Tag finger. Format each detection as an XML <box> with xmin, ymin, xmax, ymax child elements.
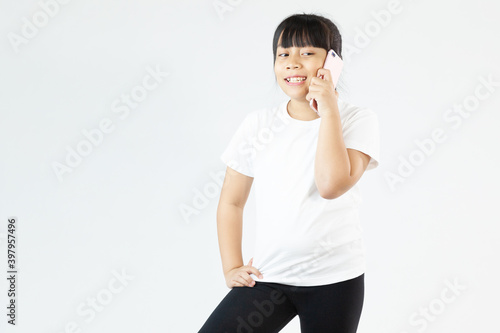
<box><xmin>309</xmin><ymin>76</ymin><xmax>320</xmax><ymax>86</ymax></box>
<box><xmin>245</xmin><ymin>265</ymin><xmax>261</xmax><ymax>278</ymax></box>
<box><xmin>231</xmin><ymin>280</ymin><xmax>245</xmax><ymax>288</ymax></box>
<box><xmin>317</xmin><ymin>68</ymin><xmax>332</xmax><ymax>82</ymax></box>
<box><xmin>307</xmin><ymin>84</ymin><xmax>320</xmax><ymax>92</ymax></box>
<box><xmin>313</xmin><ymin>71</ymin><xmax>334</xmax><ymax>91</ymax></box>
<box><xmin>309</xmin><ymin>77</ymin><xmax>327</xmax><ymax>88</ymax></box>
<box><xmin>305</xmin><ymin>92</ymin><xmax>312</xmax><ymax>102</ymax></box>
<box><xmin>310</xmin><ymin>75</ymin><xmax>336</xmax><ymax>95</ymax></box>
<box><xmin>306</xmin><ymin>91</ymin><xmax>317</xmax><ymax>102</ymax></box>
<box><xmin>310</xmin><ymin>76</ymin><xmax>329</xmax><ymax>87</ymax></box>
<box><xmin>231</xmin><ymin>275</ymin><xmax>247</xmax><ymax>287</ymax></box>
<box><xmin>238</xmin><ymin>274</ymin><xmax>255</xmax><ymax>287</ymax></box>
<box><xmin>252</xmin><ymin>268</ymin><xmax>264</xmax><ymax>279</ymax></box>
<box><xmin>244</xmin><ymin>274</ymin><xmax>256</xmax><ymax>287</ymax></box>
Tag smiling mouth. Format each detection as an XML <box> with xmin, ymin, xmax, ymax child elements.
<box><xmin>285</xmin><ymin>77</ymin><xmax>307</xmax><ymax>82</ymax></box>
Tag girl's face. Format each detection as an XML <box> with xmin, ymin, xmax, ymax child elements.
<box><xmin>274</xmin><ymin>45</ymin><xmax>327</xmax><ymax>101</ymax></box>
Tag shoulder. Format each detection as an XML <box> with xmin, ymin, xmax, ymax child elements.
<box><xmin>242</xmin><ymin>102</ymin><xmax>285</xmax><ymax>130</ymax></box>
<box><xmin>338</xmin><ymin>98</ymin><xmax>378</xmax><ymax>125</ymax></box>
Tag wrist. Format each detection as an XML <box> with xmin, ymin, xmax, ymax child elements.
<box><xmin>320</xmin><ymin>108</ymin><xmax>340</xmax><ymax>119</ymax></box>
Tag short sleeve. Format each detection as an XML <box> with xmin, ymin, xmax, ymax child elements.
<box><xmin>220</xmin><ymin>113</ymin><xmax>256</xmax><ymax>177</ymax></box>
<box><xmin>342</xmin><ymin>108</ymin><xmax>380</xmax><ymax>170</ymax></box>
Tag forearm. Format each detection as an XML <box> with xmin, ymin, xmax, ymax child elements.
<box><xmin>216</xmin><ymin>202</ymin><xmax>244</xmax><ymax>274</ymax></box>
<box><xmin>315</xmin><ymin>108</ymin><xmax>350</xmax><ymax>198</ymax></box>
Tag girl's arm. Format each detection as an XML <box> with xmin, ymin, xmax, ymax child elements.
<box><xmin>217</xmin><ymin>166</ymin><xmax>254</xmax><ymax>275</ymax></box>
<box><xmin>314</xmin><ymin>110</ymin><xmax>371</xmax><ymax>199</ymax></box>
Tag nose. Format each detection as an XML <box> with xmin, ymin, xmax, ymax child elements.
<box><xmin>286</xmin><ymin>54</ymin><xmax>302</xmax><ymax>69</ymax></box>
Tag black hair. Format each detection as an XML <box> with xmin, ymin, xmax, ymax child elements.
<box><xmin>273</xmin><ymin>13</ymin><xmax>342</xmax><ymax>63</ymax></box>
<box><xmin>272</xmin><ymin>12</ymin><xmax>346</xmax><ymax>94</ymax></box>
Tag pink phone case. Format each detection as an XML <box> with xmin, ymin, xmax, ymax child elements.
<box><xmin>310</xmin><ymin>49</ymin><xmax>343</xmax><ymax>114</ymax></box>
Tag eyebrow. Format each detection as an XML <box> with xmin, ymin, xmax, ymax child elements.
<box><xmin>277</xmin><ymin>46</ymin><xmax>316</xmax><ymax>50</ymax></box>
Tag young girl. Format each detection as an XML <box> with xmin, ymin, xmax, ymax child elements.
<box><xmin>199</xmin><ymin>12</ymin><xmax>380</xmax><ymax>333</ymax></box>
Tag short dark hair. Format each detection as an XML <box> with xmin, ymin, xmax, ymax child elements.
<box><xmin>272</xmin><ymin>13</ymin><xmax>343</xmax><ymax>65</ymax></box>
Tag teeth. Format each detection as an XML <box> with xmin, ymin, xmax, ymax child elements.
<box><xmin>286</xmin><ymin>77</ymin><xmax>306</xmax><ymax>82</ymax></box>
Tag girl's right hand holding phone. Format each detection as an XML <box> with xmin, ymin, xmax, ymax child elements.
<box><xmin>224</xmin><ymin>257</ymin><xmax>264</xmax><ymax>289</ymax></box>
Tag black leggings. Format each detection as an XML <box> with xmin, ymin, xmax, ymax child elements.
<box><xmin>198</xmin><ymin>273</ymin><xmax>364</xmax><ymax>333</ymax></box>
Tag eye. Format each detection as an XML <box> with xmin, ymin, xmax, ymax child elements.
<box><xmin>278</xmin><ymin>52</ymin><xmax>314</xmax><ymax>57</ymax></box>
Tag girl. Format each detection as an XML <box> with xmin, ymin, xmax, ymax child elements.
<box><xmin>199</xmin><ymin>12</ymin><xmax>380</xmax><ymax>333</ymax></box>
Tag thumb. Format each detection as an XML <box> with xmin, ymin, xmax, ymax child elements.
<box><xmin>248</xmin><ymin>257</ymin><xmax>253</xmax><ymax>266</ymax></box>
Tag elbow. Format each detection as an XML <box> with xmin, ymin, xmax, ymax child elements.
<box><xmin>319</xmin><ymin>189</ymin><xmax>341</xmax><ymax>200</ymax></box>
<box><xmin>318</xmin><ymin>182</ymin><xmax>344</xmax><ymax>200</ymax></box>
<box><xmin>316</xmin><ymin>174</ymin><xmax>351</xmax><ymax>200</ymax></box>
<box><xmin>318</xmin><ymin>175</ymin><xmax>352</xmax><ymax>200</ymax></box>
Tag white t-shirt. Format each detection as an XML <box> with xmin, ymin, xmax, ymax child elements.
<box><xmin>220</xmin><ymin>98</ymin><xmax>380</xmax><ymax>286</ymax></box>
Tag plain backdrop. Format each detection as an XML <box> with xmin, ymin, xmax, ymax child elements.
<box><xmin>1</xmin><ymin>0</ymin><xmax>499</xmax><ymax>332</ymax></box>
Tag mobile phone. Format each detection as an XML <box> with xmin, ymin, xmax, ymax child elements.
<box><xmin>310</xmin><ymin>49</ymin><xmax>344</xmax><ymax>114</ymax></box>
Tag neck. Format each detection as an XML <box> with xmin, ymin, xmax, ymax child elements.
<box><xmin>287</xmin><ymin>98</ymin><xmax>320</xmax><ymax>121</ymax></box>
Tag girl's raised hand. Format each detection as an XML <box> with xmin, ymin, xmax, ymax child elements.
<box><xmin>224</xmin><ymin>257</ymin><xmax>264</xmax><ymax>289</ymax></box>
<box><xmin>306</xmin><ymin>68</ymin><xmax>339</xmax><ymax>117</ymax></box>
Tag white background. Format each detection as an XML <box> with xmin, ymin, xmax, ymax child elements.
<box><xmin>1</xmin><ymin>0</ymin><xmax>499</xmax><ymax>332</ymax></box>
